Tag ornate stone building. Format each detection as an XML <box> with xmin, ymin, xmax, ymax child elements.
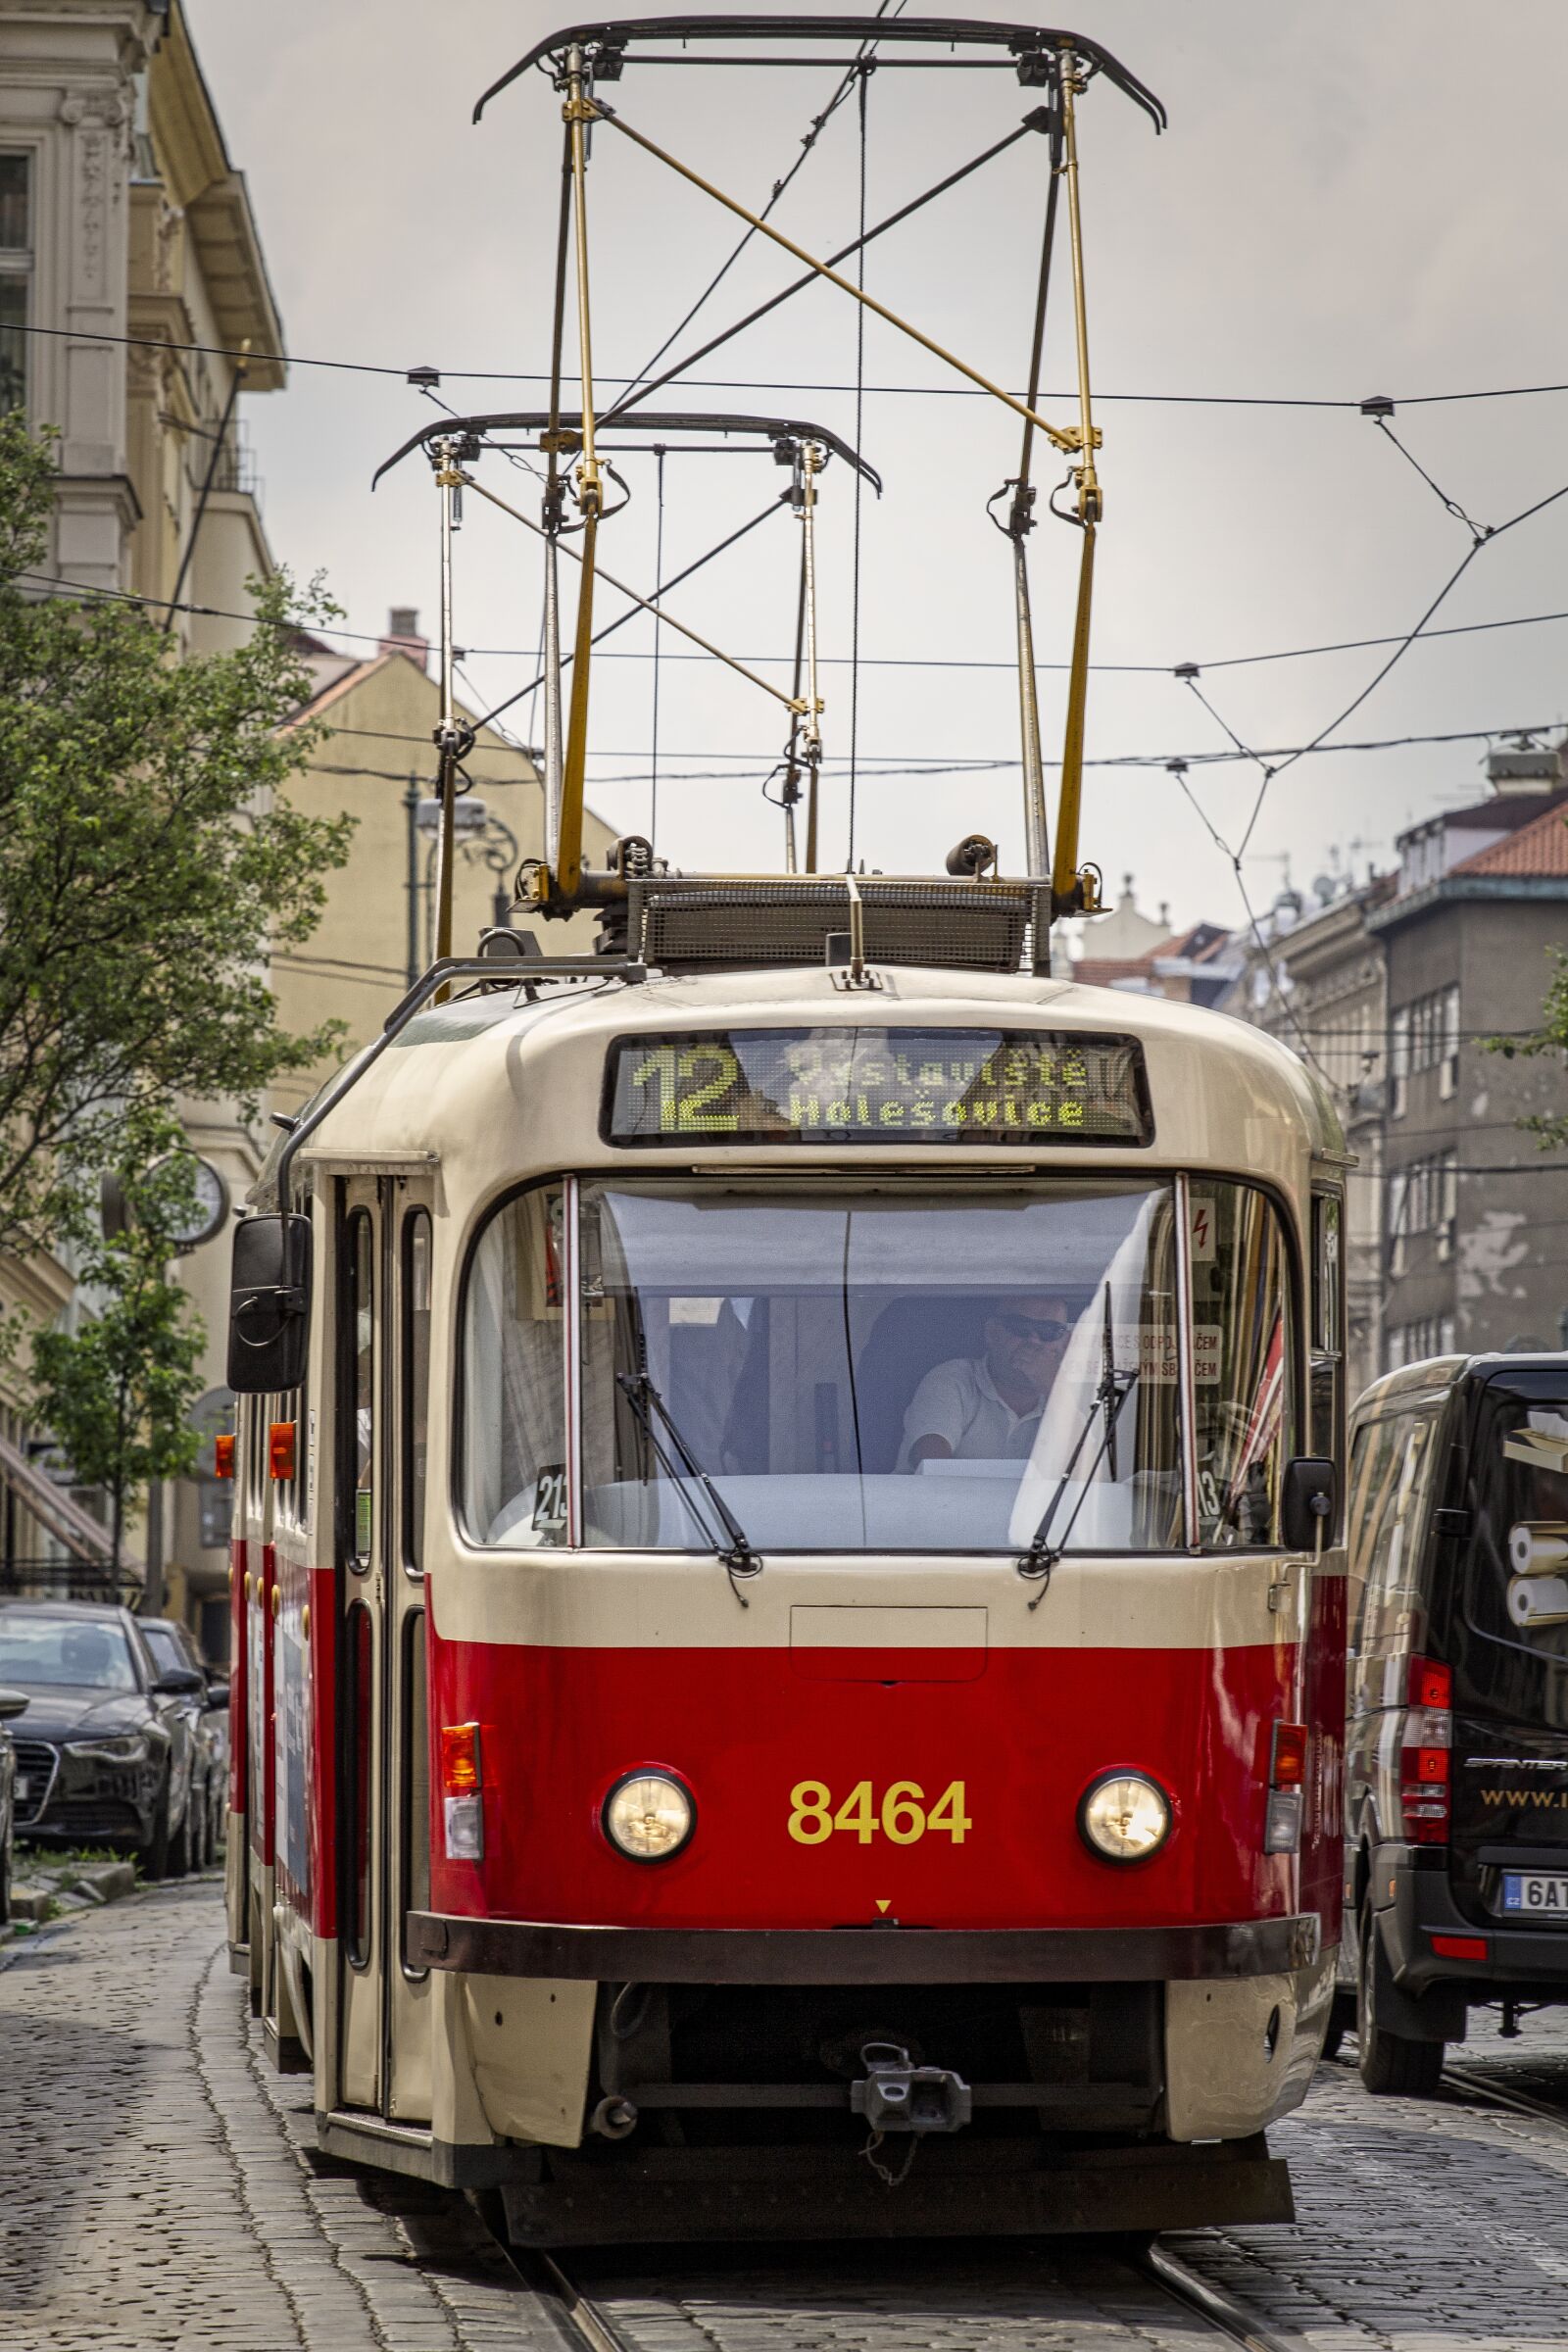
<box><xmin>0</xmin><ymin>0</ymin><xmax>284</xmax><ymax>1643</ymax></box>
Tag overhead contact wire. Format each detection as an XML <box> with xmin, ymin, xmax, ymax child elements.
<box><xmin>847</xmin><ymin>61</ymin><xmax>870</xmax><ymax>871</ymax></box>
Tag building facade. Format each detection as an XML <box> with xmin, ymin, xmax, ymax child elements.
<box><xmin>0</xmin><ymin>0</ymin><xmax>283</xmax><ymax>1649</ymax></box>
<box><xmin>269</xmin><ymin>613</ymin><xmax>616</xmax><ymax>1118</ymax></box>
<box><xmin>1371</xmin><ymin>767</ymin><xmax>1568</xmax><ymax>1367</ymax></box>
<box><xmin>1222</xmin><ymin>738</ymin><xmax>1568</xmax><ymax>1402</ymax></box>
<box><xmin>1221</xmin><ymin>875</ymin><xmax>1393</xmax><ymax>1403</ymax></box>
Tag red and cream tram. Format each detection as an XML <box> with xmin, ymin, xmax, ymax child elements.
<box><xmin>223</xmin><ymin>932</ymin><xmax>1348</xmax><ymax>2241</ymax></box>
<box><xmin>222</xmin><ymin>11</ymin><xmax>1345</xmax><ymax>2244</ymax></box>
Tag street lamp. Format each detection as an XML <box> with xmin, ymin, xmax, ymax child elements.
<box><xmin>405</xmin><ymin>794</ymin><xmax>520</xmax><ymax>974</ymax></box>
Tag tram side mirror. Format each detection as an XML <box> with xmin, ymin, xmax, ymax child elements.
<box><xmin>1281</xmin><ymin>1455</ymin><xmax>1338</xmax><ymax>1552</ymax></box>
<box><xmin>226</xmin><ymin>1213</ymin><xmax>313</xmax><ymax>1395</ymax></box>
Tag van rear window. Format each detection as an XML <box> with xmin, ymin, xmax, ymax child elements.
<box><xmin>1466</xmin><ymin>1391</ymin><xmax>1568</xmax><ymax>1665</ymax></box>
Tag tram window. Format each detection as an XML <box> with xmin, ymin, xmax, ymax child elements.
<box><xmin>402</xmin><ymin>1210</ymin><xmax>432</xmax><ymax>1577</ymax></box>
<box><xmin>343</xmin><ymin>1210</ymin><xmax>375</xmax><ymax>1569</ymax></box>
<box><xmin>503</xmin><ymin>1178</ymin><xmax>1185</xmax><ymax>1556</ymax></box>
<box><xmin>344</xmin><ymin>1600</ymin><xmax>373</xmax><ymax>1969</ymax></box>
<box><xmin>1309</xmin><ymin>1191</ymin><xmax>1344</xmax><ymax>1487</ymax></box>
<box><xmin>1189</xmin><ymin>1184</ymin><xmax>1296</xmax><ymax>1548</ymax></box>
<box><xmin>400</xmin><ymin>1608</ymin><xmax>429</xmax><ymax>1974</ymax></box>
<box><xmin>460</xmin><ymin>1185</ymin><xmax>567</xmax><ymax>1548</ymax></box>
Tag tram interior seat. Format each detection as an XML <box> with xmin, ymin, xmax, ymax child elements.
<box><xmin>852</xmin><ymin>1295</ymin><xmax>995</xmax><ymax>1474</ymax></box>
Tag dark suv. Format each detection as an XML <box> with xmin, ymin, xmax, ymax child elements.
<box><xmin>1344</xmin><ymin>1353</ymin><xmax>1568</xmax><ymax>2092</ymax></box>
<box><xmin>0</xmin><ymin>1599</ymin><xmax>203</xmax><ymax>1879</ymax></box>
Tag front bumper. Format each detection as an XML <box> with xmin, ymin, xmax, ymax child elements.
<box><xmin>408</xmin><ymin>1911</ymin><xmax>1321</xmax><ymax>1984</ymax></box>
<box><xmin>1377</xmin><ymin>1848</ymin><xmax>1568</xmax><ymax>1995</ymax></box>
<box><xmin>13</xmin><ymin>1740</ymin><xmax>159</xmax><ymax>1846</ymax></box>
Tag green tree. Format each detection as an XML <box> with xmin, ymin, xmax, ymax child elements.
<box><xmin>29</xmin><ymin>1158</ymin><xmax>209</xmax><ymax>1578</ymax></box>
<box><xmin>1490</xmin><ymin>898</ymin><xmax>1568</xmax><ymax>1147</ymax></box>
<box><xmin>0</xmin><ymin>412</ymin><xmax>354</xmax><ymax>1262</ymax></box>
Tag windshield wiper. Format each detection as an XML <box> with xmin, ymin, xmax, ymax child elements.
<box><xmin>615</xmin><ymin>1369</ymin><xmax>762</xmax><ymax>1603</ymax></box>
<box><xmin>1017</xmin><ymin>1284</ymin><xmax>1140</xmax><ymax>1609</ymax></box>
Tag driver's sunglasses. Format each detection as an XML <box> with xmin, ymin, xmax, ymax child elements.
<box><xmin>995</xmin><ymin>1312</ymin><xmax>1069</xmax><ymax>1344</ymax></box>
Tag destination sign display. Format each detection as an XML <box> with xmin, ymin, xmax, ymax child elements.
<box><xmin>603</xmin><ymin>1028</ymin><xmax>1152</xmax><ymax>1149</ymax></box>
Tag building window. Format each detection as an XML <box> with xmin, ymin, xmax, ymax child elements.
<box><xmin>1387</xmin><ymin>1314</ymin><xmax>1457</xmax><ymax>1372</ymax></box>
<box><xmin>0</xmin><ymin>154</ymin><xmax>29</xmax><ymax>413</ymax></box>
<box><xmin>1391</xmin><ymin>983</ymin><xmax>1460</xmax><ymax>1105</ymax></box>
<box><xmin>1388</xmin><ymin>1150</ymin><xmax>1457</xmax><ymax>1278</ymax></box>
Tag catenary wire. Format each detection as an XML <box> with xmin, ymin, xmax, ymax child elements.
<box><xmin>298</xmin><ymin>716</ymin><xmax>1568</xmax><ymax>767</ymax></box>
<box><xmin>609</xmin><ymin>0</ymin><xmax>900</xmax><ymax>416</ymax></box>
<box><xmin>15</xmin><ymin>318</ymin><xmax>1568</xmax><ymax>410</ymax></box>
<box><xmin>18</xmin><ymin>569</ymin><xmax>1568</xmax><ymax>689</ymax></box>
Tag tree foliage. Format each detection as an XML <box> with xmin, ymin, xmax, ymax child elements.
<box><xmin>29</xmin><ymin>1157</ymin><xmax>209</xmax><ymax>1571</ymax></box>
<box><xmin>1492</xmin><ymin>945</ymin><xmax>1568</xmax><ymax>1148</ymax></box>
<box><xmin>0</xmin><ymin>413</ymin><xmax>353</xmax><ymax>1260</ymax></box>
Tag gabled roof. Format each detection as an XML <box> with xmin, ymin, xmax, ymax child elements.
<box><xmin>1412</xmin><ymin>788</ymin><xmax>1568</xmax><ymax>839</ymax></box>
<box><xmin>1450</xmin><ymin>801</ymin><xmax>1568</xmax><ymax>879</ymax></box>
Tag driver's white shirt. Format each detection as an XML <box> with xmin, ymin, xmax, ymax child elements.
<box><xmin>899</xmin><ymin>1355</ymin><xmax>1043</xmax><ymax>1471</ymax></box>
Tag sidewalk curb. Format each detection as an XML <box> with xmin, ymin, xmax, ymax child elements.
<box><xmin>1</xmin><ymin>1861</ymin><xmax>220</xmax><ymax>1959</ymax></box>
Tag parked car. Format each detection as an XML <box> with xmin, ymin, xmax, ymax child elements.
<box><xmin>0</xmin><ymin>1599</ymin><xmax>203</xmax><ymax>1880</ymax></box>
<box><xmin>0</xmin><ymin>1686</ymin><xmax>28</xmax><ymax>1926</ymax></box>
<box><xmin>138</xmin><ymin>1618</ymin><xmax>229</xmax><ymax>1871</ymax></box>
<box><xmin>1343</xmin><ymin>1352</ymin><xmax>1568</xmax><ymax>2094</ymax></box>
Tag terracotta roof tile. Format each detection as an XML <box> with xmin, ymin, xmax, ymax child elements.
<box><xmin>1071</xmin><ymin>956</ymin><xmax>1163</xmax><ymax>987</ymax></box>
<box><xmin>1450</xmin><ymin>803</ymin><xmax>1568</xmax><ymax>879</ymax></box>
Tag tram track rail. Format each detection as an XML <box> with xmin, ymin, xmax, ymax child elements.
<box><xmin>492</xmin><ymin>2221</ymin><xmax>1309</xmax><ymax>2352</ymax></box>
<box><xmin>1139</xmin><ymin>2244</ymin><xmax>1309</xmax><ymax>2352</ymax></box>
<box><xmin>1442</xmin><ymin>2059</ymin><xmax>1568</xmax><ymax>2132</ymax></box>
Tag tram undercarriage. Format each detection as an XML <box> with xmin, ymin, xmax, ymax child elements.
<box><xmin>303</xmin><ymin>1961</ymin><xmax>1313</xmax><ymax>2240</ymax></box>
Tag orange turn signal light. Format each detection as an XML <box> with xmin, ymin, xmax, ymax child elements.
<box><xmin>268</xmin><ymin>1420</ymin><xmax>296</xmax><ymax>1482</ymax></box>
<box><xmin>1270</xmin><ymin>1721</ymin><xmax>1308</xmax><ymax>1788</ymax></box>
<box><xmin>215</xmin><ymin>1433</ymin><xmax>236</xmax><ymax>1480</ymax></box>
<box><xmin>441</xmin><ymin>1722</ymin><xmax>482</xmax><ymax>1796</ymax></box>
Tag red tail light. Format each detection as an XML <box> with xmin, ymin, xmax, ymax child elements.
<box><xmin>1400</xmin><ymin>1653</ymin><xmax>1451</xmax><ymax>1844</ymax></box>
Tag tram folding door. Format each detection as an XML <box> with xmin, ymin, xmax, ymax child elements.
<box><xmin>334</xmin><ymin>1177</ymin><xmax>436</xmax><ymax>2126</ymax></box>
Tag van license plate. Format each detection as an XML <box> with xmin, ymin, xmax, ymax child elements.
<box><xmin>1502</xmin><ymin>1872</ymin><xmax>1568</xmax><ymax>1916</ymax></box>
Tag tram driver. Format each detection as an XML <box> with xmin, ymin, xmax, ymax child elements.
<box><xmin>900</xmin><ymin>1295</ymin><xmax>1075</xmax><ymax>1471</ymax></box>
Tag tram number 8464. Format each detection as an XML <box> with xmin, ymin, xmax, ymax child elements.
<box><xmin>788</xmin><ymin>1780</ymin><xmax>971</xmax><ymax>1845</ymax></box>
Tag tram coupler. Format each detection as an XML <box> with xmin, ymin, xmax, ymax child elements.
<box><xmin>851</xmin><ymin>2042</ymin><xmax>972</xmax><ymax>2134</ymax></box>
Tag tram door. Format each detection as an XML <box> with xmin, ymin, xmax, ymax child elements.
<box><xmin>335</xmin><ymin>1178</ymin><xmax>436</xmax><ymax>2124</ymax></box>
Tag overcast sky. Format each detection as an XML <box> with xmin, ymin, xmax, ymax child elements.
<box><xmin>188</xmin><ymin>0</ymin><xmax>1568</xmax><ymax>934</ymax></box>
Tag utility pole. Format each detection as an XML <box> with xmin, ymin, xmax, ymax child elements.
<box><xmin>404</xmin><ymin>777</ymin><xmax>422</xmax><ymax>983</ymax></box>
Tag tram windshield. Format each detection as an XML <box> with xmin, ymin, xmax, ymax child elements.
<box><xmin>461</xmin><ymin>1178</ymin><xmax>1295</xmax><ymax>1554</ymax></box>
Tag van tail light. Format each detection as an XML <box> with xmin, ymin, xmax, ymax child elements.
<box><xmin>268</xmin><ymin>1420</ymin><xmax>296</xmax><ymax>1481</ymax></box>
<box><xmin>1400</xmin><ymin>1654</ymin><xmax>1451</xmax><ymax>1845</ymax></box>
<box><xmin>1265</xmin><ymin>1719</ymin><xmax>1307</xmax><ymax>1853</ymax></box>
<box><xmin>441</xmin><ymin>1722</ymin><xmax>483</xmax><ymax>1861</ymax></box>
<box><xmin>215</xmin><ymin>1433</ymin><xmax>236</xmax><ymax>1480</ymax></box>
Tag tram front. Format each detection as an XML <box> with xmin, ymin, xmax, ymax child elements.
<box><xmin>372</xmin><ymin>968</ymin><xmax>1347</xmax><ymax>2241</ymax></box>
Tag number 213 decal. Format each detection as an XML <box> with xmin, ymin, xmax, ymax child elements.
<box><xmin>788</xmin><ymin>1779</ymin><xmax>971</xmax><ymax>1845</ymax></box>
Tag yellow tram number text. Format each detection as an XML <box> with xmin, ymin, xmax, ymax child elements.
<box><xmin>787</xmin><ymin>1779</ymin><xmax>971</xmax><ymax>1846</ymax></box>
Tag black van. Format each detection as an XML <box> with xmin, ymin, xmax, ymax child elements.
<box><xmin>1343</xmin><ymin>1352</ymin><xmax>1568</xmax><ymax>2093</ymax></box>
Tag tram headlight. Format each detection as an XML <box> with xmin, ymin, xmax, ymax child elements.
<box><xmin>602</xmin><ymin>1771</ymin><xmax>695</xmax><ymax>1863</ymax></box>
<box><xmin>1078</xmin><ymin>1770</ymin><xmax>1171</xmax><ymax>1865</ymax></box>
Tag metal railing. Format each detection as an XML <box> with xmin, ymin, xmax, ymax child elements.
<box><xmin>0</xmin><ymin>1556</ymin><xmax>138</xmax><ymax>1603</ymax></box>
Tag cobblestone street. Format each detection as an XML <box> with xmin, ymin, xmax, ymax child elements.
<box><xmin>5</xmin><ymin>1880</ymin><xmax>1568</xmax><ymax>2351</ymax></box>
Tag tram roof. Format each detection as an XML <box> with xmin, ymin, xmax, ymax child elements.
<box><xmin>262</xmin><ymin>964</ymin><xmax>1344</xmax><ymax>1211</ymax></box>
